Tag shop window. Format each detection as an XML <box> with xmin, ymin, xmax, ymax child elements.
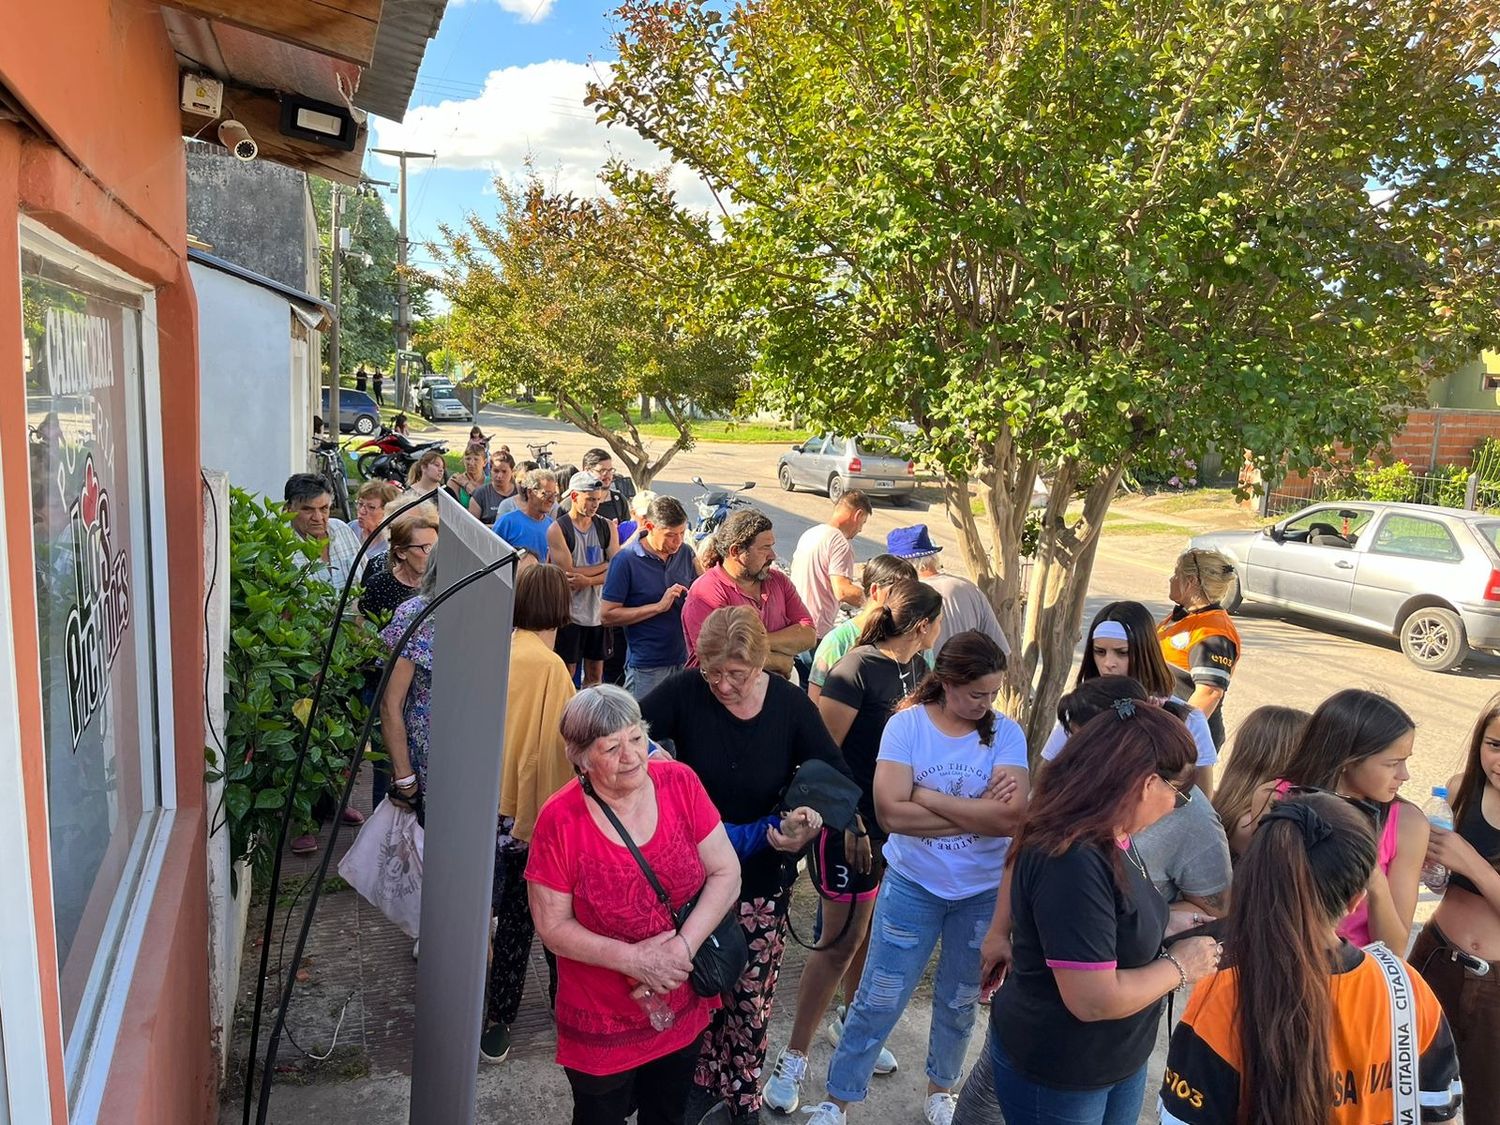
<box><xmin>20</xmin><ymin>235</ymin><xmax>165</xmax><ymax>1093</ymax></box>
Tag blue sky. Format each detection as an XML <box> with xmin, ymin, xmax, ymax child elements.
<box><xmin>364</xmin><ymin>0</ymin><xmax>711</xmax><ymax>274</ymax></box>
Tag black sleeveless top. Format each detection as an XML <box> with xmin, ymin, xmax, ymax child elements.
<box><xmin>1449</xmin><ymin>791</ymin><xmax>1500</xmax><ymax>896</ymax></box>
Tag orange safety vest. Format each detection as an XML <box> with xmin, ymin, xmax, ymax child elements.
<box><xmin>1157</xmin><ymin>606</ymin><xmax>1241</xmax><ymax>679</ymax></box>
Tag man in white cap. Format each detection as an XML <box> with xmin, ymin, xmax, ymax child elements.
<box><xmin>886</xmin><ymin>524</ymin><xmax>1011</xmax><ymax>660</ymax></box>
<box><xmin>547</xmin><ymin>471</ymin><xmax>620</xmax><ymax>685</ymax></box>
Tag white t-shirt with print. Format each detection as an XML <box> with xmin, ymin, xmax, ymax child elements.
<box><xmin>877</xmin><ymin>704</ymin><xmax>1029</xmax><ymax>901</ymax></box>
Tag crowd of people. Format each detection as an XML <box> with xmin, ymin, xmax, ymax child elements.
<box><xmin>278</xmin><ymin>437</ymin><xmax>1495</xmax><ymax>1125</ymax></box>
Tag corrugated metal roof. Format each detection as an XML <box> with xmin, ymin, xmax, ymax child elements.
<box><xmin>356</xmin><ymin>0</ymin><xmax>451</xmax><ymax>122</ymax></box>
<box><xmin>189</xmin><ymin>248</ymin><xmax>334</xmax><ymax>329</ymax></box>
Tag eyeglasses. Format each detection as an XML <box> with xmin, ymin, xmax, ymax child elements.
<box><xmin>356</xmin><ymin>500</ymin><xmax>385</xmax><ymax>513</ymax></box>
<box><xmin>1158</xmin><ymin>774</ymin><xmax>1193</xmax><ymax>809</ymax></box>
<box><xmin>534</xmin><ymin>491</ymin><xmax>560</xmax><ymax>502</ymax></box>
<box><xmin>405</xmin><ymin>541</ymin><xmax>435</xmax><ymax>555</ymax></box>
<box><xmin>700</xmin><ymin>667</ymin><xmax>754</xmax><ymax>687</ymax></box>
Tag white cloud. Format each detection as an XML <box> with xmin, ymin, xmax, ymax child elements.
<box><xmin>450</xmin><ymin>0</ymin><xmax>558</xmax><ymax>24</ymax></box>
<box><xmin>370</xmin><ymin>60</ymin><xmax>721</xmax><ymax>213</ymax></box>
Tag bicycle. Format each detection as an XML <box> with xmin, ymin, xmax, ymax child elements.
<box><xmin>311</xmin><ymin>438</ymin><xmax>352</xmax><ymax>522</ymax></box>
<box><xmin>526</xmin><ymin>440</ymin><xmax>558</xmax><ymax>470</ymax></box>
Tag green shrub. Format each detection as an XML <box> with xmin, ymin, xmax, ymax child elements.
<box><xmin>207</xmin><ymin>489</ymin><xmax>379</xmax><ymax>879</ymax></box>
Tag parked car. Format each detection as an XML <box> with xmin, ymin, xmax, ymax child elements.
<box><xmin>1189</xmin><ymin>501</ymin><xmax>1500</xmax><ymax>671</ymax></box>
<box><xmin>407</xmin><ymin>374</ymin><xmax>451</xmax><ymax>412</ymax></box>
<box><xmin>418</xmin><ymin>383</ymin><xmax>472</xmax><ymax>422</ymax></box>
<box><xmin>778</xmin><ymin>433</ymin><xmax>918</xmax><ymax>505</ymax></box>
<box><xmin>320</xmin><ymin>387</ymin><xmax>380</xmax><ymax>436</ymax></box>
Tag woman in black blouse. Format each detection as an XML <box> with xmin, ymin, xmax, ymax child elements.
<box><xmin>983</xmin><ymin>703</ymin><xmax>1221</xmax><ymax>1125</ymax></box>
<box><xmin>640</xmin><ymin>605</ymin><xmax>845</xmax><ymax>1124</ymax></box>
<box><xmin>358</xmin><ymin>504</ymin><xmax>437</xmax><ymax>621</ymax></box>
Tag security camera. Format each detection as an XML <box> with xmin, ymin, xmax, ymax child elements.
<box><xmin>217</xmin><ymin>119</ymin><xmax>257</xmax><ymax>161</ymax></box>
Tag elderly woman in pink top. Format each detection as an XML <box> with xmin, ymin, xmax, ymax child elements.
<box><xmin>681</xmin><ymin>509</ymin><xmax>814</xmax><ymax>678</ymax></box>
<box><xmin>527</xmin><ymin>686</ymin><xmax>740</xmax><ymax>1125</ymax></box>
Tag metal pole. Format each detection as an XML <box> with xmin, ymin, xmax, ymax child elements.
<box><xmin>372</xmin><ymin>148</ymin><xmax>435</xmax><ymax>411</ymax></box>
<box><xmin>329</xmin><ymin>183</ymin><xmax>342</xmax><ymax>436</ymax></box>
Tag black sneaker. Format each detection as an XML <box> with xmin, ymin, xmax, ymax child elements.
<box><xmin>479</xmin><ymin>1023</ymin><xmax>511</xmax><ymax>1064</ymax></box>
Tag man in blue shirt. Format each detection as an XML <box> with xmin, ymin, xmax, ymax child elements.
<box><xmin>493</xmin><ymin>467</ymin><xmax>558</xmax><ymax>562</ymax></box>
<box><xmin>600</xmin><ymin>494</ymin><xmax>700</xmax><ymax>698</ymax></box>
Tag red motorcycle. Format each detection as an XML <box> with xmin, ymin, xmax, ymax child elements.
<box><xmin>355</xmin><ymin>428</ymin><xmax>448</xmax><ymax>483</ymax></box>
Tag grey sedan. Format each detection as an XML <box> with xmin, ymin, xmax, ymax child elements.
<box><xmin>1190</xmin><ymin>501</ymin><xmax>1500</xmax><ymax>671</ymax></box>
<box><xmin>777</xmin><ymin>433</ymin><xmax>918</xmax><ymax>504</ymax></box>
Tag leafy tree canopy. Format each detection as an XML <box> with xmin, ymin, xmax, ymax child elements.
<box><xmin>593</xmin><ymin>0</ymin><xmax>1500</xmax><ymax>742</ymax></box>
<box><xmin>311</xmin><ymin>178</ymin><xmax>433</xmax><ymax>377</ymax></box>
<box><xmin>430</xmin><ymin>171</ymin><xmax>749</xmax><ymax>485</ymax></box>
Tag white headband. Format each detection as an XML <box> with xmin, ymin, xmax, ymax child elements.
<box><xmin>1093</xmin><ymin>620</ymin><xmax>1129</xmax><ymax>642</ymax></box>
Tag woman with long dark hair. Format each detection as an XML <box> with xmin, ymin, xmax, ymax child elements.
<box><xmin>1161</xmin><ymin>792</ymin><xmax>1461</xmax><ymax>1124</ymax></box>
<box><xmin>983</xmin><ymin>703</ymin><xmax>1220</xmax><ymax>1125</ymax></box>
<box><xmin>1040</xmin><ymin>601</ymin><xmax>1218</xmax><ymax>794</ymax></box>
<box><xmin>805</xmin><ymin>553</ymin><xmax>918</xmax><ymax>701</ymax></box>
<box><xmin>1211</xmin><ymin>705</ymin><xmax>1309</xmax><ymax>857</ymax></box>
<box><xmin>1245</xmin><ymin>689</ymin><xmax>1427</xmax><ymax>951</ymax></box>
<box><xmin>764</xmin><ymin>580</ymin><xmax>944</xmax><ymax>1112</ymax></box>
<box><xmin>800</xmin><ymin>632</ymin><xmax>1027</xmax><ymax>1125</ymax></box>
<box><xmin>1412</xmin><ymin>692</ymin><xmax>1500</xmax><ymax>1121</ymax></box>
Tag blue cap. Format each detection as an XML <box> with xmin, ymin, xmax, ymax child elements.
<box><xmin>886</xmin><ymin>524</ymin><xmax>943</xmax><ymax>559</ymax></box>
<box><xmin>1433</xmin><ymin>786</ymin><xmax>1448</xmax><ymax>798</ymax></box>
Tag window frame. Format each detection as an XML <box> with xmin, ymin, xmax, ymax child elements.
<box><xmin>17</xmin><ymin>218</ymin><xmax>180</xmax><ymax>1119</ymax></box>
<box><xmin>1367</xmin><ymin>511</ymin><xmax>1465</xmax><ymax>564</ymax></box>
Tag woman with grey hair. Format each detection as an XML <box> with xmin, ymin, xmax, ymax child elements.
<box><xmin>527</xmin><ymin>685</ymin><xmax>741</xmax><ymax>1125</ymax></box>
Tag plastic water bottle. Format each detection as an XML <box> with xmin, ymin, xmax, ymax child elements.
<box><xmin>1422</xmin><ymin>787</ymin><xmax>1455</xmax><ymax>893</ymax></box>
<box><xmin>637</xmin><ymin>988</ymin><xmax>675</xmax><ymax>1032</ymax></box>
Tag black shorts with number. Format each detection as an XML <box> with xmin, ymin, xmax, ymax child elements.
<box><xmin>556</xmin><ymin>622</ymin><xmax>610</xmax><ymax>664</ymax></box>
<box><xmin>813</xmin><ymin>828</ymin><xmax>885</xmax><ymax>902</ymax></box>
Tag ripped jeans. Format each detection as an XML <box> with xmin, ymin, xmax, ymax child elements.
<box><xmin>824</xmin><ymin>867</ymin><xmax>996</xmax><ymax>1104</ymax></box>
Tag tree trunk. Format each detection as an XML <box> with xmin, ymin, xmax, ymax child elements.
<box><xmin>553</xmin><ymin>393</ymin><xmax>692</xmax><ymax>489</ymax></box>
<box><xmin>1017</xmin><ymin>462</ymin><xmax>1126</xmax><ymax>759</ymax></box>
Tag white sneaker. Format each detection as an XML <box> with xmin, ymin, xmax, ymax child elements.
<box><xmin>763</xmin><ymin>1048</ymin><xmax>808</xmax><ymax>1114</ymax></box>
<box><xmin>824</xmin><ymin>1006</ymin><xmax>899</xmax><ymax>1075</ymax></box>
<box><xmin>801</xmin><ymin>1103</ymin><xmax>846</xmax><ymax>1125</ymax></box>
<box><xmin>923</xmin><ymin>1092</ymin><xmax>957</xmax><ymax>1125</ymax></box>
<box><xmin>411</xmin><ymin>939</ymin><xmax>420</xmax><ymax>961</ymax></box>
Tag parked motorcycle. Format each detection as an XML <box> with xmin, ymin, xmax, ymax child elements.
<box><xmin>355</xmin><ymin>428</ymin><xmax>448</xmax><ymax>484</ymax></box>
<box><xmin>690</xmin><ymin>476</ymin><xmax>757</xmax><ymax>550</ymax></box>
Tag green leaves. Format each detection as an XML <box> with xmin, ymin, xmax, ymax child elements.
<box><xmin>213</xmin><ymin>488</ymin><xmax>379</xmax><ymax>876</ymax></box>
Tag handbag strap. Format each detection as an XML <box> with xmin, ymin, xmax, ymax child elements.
<box><xmin>1365</xmin><ymin>941</ymin><xmax>1420</xmax><ymax>1125</ymax></box>
<box><xmin>584</xmin><ymin>782</ymin><xmax>679</xmax><ymax>927</ymax></box>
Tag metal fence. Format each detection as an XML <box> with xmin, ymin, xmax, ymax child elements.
<box><xmin>1262</xmin><ymin>472</ymin><xmax>1500</xmax><ymax>518</ymax></box>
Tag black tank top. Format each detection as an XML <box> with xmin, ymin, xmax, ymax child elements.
<box><xmin>1449</xmin><ymin>791</ymin><xmax>1500</xmax><ymax>896</ymax></box>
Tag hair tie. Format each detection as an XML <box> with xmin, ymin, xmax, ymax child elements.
<box><xmin>1111</xmin><ymin>698</ymin><xmax>1136</xmax><ymax>719</ymax></box>
<box><xmin>1262</xmin><ymin>801</ymin><xmax>1334</xmax><ymax>847</ymax></box>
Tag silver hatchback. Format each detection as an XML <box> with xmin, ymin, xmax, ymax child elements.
<box><xmin>1190</xmin><ymin>501</ymin><xmax>1500</xmax><ymax>671</ymax></box>
<box><xmin>777</xmin><ymin>433</ymin><xmax>917</xmax><ymax>505</ymax></box>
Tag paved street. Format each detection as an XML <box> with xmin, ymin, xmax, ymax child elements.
<box><xmin>239</xmin><ymin>404</ymin><xmax>1486</xmax><ymax>1124</ymax></box>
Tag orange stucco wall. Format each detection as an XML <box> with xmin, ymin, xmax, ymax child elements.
<box><xmin>1</xmin><ymin>1</ymin><xmax>214</xmax><ymax>1121</ymax></box>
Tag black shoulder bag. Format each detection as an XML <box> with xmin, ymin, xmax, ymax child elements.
<box><xmin>584</xmin><ymin>782</ymin><xmax>748</xmax><ymax>999</ymax></box>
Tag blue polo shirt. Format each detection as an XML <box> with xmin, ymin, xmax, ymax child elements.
<box><xmin>494</xmin><ymin>508</ymin><xmax>554</xmax><ymax>562</ymax></box>
<box><xmin>601</xmin><ymin>537</ymin><xmax>698</xmax><ymax>668</ymax></box>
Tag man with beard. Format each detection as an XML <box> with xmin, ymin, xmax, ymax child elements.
<box><xmin>681</xmin><ymin>508</ymin><xmax>814</xmax><ymax>678</ymax></box>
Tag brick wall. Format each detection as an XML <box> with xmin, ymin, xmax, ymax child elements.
<box><xmin>1388</xmin><ymin>408</ymin><xmax>1500</xmax><ymax>470</ymax></box>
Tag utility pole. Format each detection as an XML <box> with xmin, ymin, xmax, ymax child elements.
<box><xmin>372</xmin><ymin>147</ymin><xmax>435</xmax><ymax>410</ymax></box>
<box><xmin>328</xmin><ymin>182</ymin><xmax>342</xmax><ymax>437</ymax></box>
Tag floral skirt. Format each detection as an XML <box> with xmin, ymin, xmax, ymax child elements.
<box><xmin>692</xmin><ymin>887</ymin><xmax>792</xmax><ymax>1118</ymax></box>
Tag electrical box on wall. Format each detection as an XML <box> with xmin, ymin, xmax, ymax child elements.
<box><xmin>181</xmin><ymin>74</ymin><xmax>224</xmax><ymax>117</ymax></box>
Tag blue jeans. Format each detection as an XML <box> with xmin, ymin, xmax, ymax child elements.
<box><xmin>824</xmin><ymin>867</ymin><xmax>995</xmax><ymax>1103</ymax></box>
<box><xmin>990</xmin><ymin>1035</ymin><xmax>1148</xmax><ymax>1125</ymax></box>
<box><xmin>624</xmin><ymin>664</ymin><xmax>681</xmax><ymax>700</ymax></box>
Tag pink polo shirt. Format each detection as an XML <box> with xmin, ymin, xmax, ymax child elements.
<box><xmin>681</xmin><ymin>564</ymin><xmax>814</xmax><ymax>665</ymax></box>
